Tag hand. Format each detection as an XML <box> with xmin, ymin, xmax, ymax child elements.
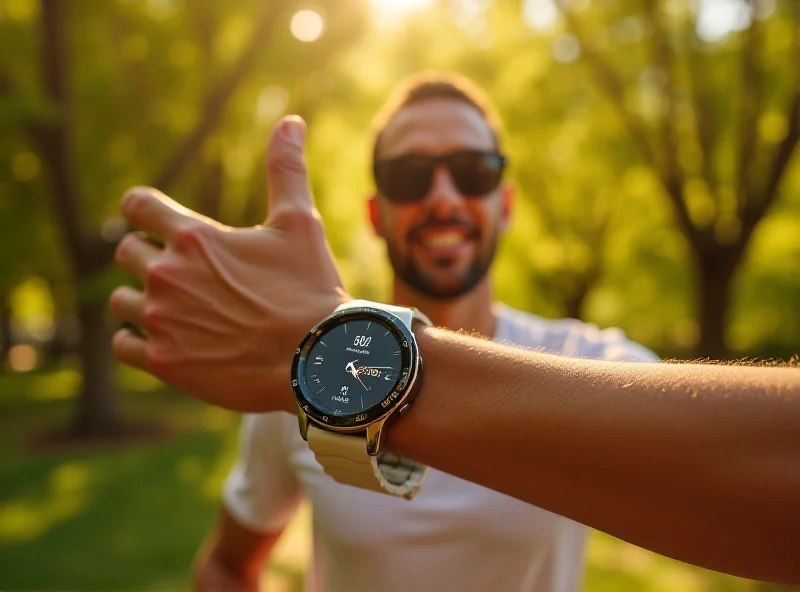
<box><xmin>109</xmin><ymin>115</ymin><xmax>348</xmax><ymax>412</ymax></box>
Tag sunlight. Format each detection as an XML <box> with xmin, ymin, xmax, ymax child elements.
<box><xmin>696</xmin><ymin>0</ymin><xmax>751</xmax><ymax>42</ymax></box>
<box><xmin>8</xmin><ymin>344</ymin><xmax>38</xmax><ymax>372</ymax></box>
<box><xmin>0</xmin><ymin>463</ymin><xmax>91</xmax><ymax>544</ymax></box>
<box><xmin>523</xmin><ymin>0</ymin><xmax>558</xmax><ymax>31</ymax></box>
<box><xmin>370</xmin><ymin>0</ymin><xmax>433</xmax><ymax>24</ymax></box>
<box><xmin>290</xmin><ymin>10</ymin><xmax>325</xmax><ymax>43</ymax></box>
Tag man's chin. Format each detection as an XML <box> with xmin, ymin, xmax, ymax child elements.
<box><xmin>389</xmin><ymin>248</ymin><xmax>492</xmax><ymax>300</ymax></box>
<box><xmin>404</xmin><ymin>272</ymin><xmax>482</xmax><ymax>301</ymax></box>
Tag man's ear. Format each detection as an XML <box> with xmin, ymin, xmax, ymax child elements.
<box><xmin>500</xmin><ymin>182</ymin><xmax>515</xmax><ymax>233</ymax></box>
<box><xmin>368</xmin><ymin>194</ymin><xmax>384</xmax><ymax>237</ymax></box>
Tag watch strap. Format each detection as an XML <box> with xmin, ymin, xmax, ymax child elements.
<box><xmin>335</xmin><ymin>299</ymin><xmax>432</xmax><ymax>332</ymax></box>
<box><xmin>307</xmin><ymin>425</ymin><xmax>427</xmax><ymax>500</ymax></box>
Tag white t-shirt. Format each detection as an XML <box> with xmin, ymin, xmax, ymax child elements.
<box><xmin>223</xmin><ymin>303</ymin><xmax>658</xmax><ymax>592</ymax></box>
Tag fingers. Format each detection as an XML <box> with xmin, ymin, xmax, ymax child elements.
<box><xmin>115</xmin><ymin>232</ymin><xmax>162</xmax><ymax>283</ymax></box>
<box><xmin>120</xmin><ymin>186</ymin><xmax>196</xmax><ymax>244</ymax></box>
<box><xmin>109</xmin><ymin>285</ymin><xmax>145</xmax><ymax>328</ymax></box>
<box><xmin>112</xmin><ymin>328</ymin><xmax>149</xmax><ymax>371</ymax></box>
<box><xmin>265</xmin><ymin>115</ymin><xmax>314</xmax><ymax>220</ymax></box>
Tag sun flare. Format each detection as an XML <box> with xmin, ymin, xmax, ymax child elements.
<box><xmin>369</xmin><ymin>0</ymin><xmax>433</xmax><ymax>22</ymax></box>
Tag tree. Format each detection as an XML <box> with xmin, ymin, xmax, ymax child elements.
<box><xmin>0</xmin><ymin>0</ymin><xmax>367</xmax><ymax>437</ymax></box>
<box><xmin>553</xmin><ymin>0</ymin><xmax>800</xmax><ymax>358</ymax></box>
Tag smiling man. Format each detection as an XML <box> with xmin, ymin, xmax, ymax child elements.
<box><xmin>193</xmin><ymin>73</ymin><xmax>658</xmax><ymax>592</ymax></box>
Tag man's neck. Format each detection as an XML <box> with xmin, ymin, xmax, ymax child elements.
<box><xmin>391</xmin><ymin>278</ymin><xmax>497</xmax><ymax>339</ymax></box>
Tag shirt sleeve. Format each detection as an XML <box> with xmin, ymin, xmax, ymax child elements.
<box><xmin>599</xmin><ymin>332</ymin><xmax>661</xmax><ymax>363</ymax></box>
<box><xmin>222</xmin><ymin>412</ymin><xmax>303</xmax><ymax>534</ymax></box>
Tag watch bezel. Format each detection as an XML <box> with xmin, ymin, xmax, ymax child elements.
<box><xmin>291</xmin><ymin>306</ymin><xmax>420</xmax><ymax>429</ymax></box>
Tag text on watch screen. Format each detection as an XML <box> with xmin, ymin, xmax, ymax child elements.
<box><xmin>304</xmin><ymin>319</ymin><xmax>402</xmax><ymax>416</ymax></box>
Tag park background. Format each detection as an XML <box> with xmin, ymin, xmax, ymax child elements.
<box><xmin>1</xmin><ymin>0</ymin><xmax>799</xmax><ymax>590</ymax></box>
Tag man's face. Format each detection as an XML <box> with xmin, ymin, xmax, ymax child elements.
<box><xmin>369</xmin><ymin>98</ymin><xmax>512</xmax><ymax>300</ymax></box>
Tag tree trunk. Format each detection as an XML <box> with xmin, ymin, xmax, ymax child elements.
<box><xmin>198</xmin><ymin>155</ymin><xmax>224</xmax><ymax>221</ymax></box>
<box><xmin>0</xmin><ymin>297</ymin><xmax>12</xmax><ymax>362</ymax></box>
<box><xmin>696</xmin><ymin>248</ymin><xmax>742</xmax><ymax>361</ymax></box>
<box><xmin>563</xmin><ymin>293</ymin><xmax>585</xmax><ymax>321</ymax></box>
<box><xmin>44</xmin><ymin>278</ymin><xmax>76</xmax><ymax>363</ymax></box>
<box><xmin>72</xmin><ymin>296</ymin><xmax>118</xmax><ymax>436</ymax></box>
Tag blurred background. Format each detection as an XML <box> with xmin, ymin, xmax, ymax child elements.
<box><xmin>1</xmin><ymin>0</ymin><xmax>798</xmax><ymax>590</ymax></box>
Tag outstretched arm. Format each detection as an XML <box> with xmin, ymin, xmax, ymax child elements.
<box><xmin>390</xmin><ymin>327</ymin><xmax>800</xmax><ymax>584</ymax></box>
<box><xmin>110</xmin><ymin>115</ymin><xmax>800</xmax><ymax>584</ymax></box>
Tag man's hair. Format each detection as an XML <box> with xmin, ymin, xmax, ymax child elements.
<box><xmin>371</xmin><ymin>72</ymin><xmax>504</xmax><ymax>162</ymax></box>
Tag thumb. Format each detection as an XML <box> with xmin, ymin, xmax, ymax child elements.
<box><xmin>265</xmin><ymin>115</ymin><xmax>313</xmax><ymax>219</ymax></box>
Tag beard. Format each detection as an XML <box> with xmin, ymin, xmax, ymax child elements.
<box><xmin>385</xmin><ymin>218</ymin><xmax>499</xmax><ymax>301</ymax></box>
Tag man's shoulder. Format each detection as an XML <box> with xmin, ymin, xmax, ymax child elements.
<box><xmin>493</xmin><ymin>302</ymin><xmax>659</xmax><ymax>362</ymax></box>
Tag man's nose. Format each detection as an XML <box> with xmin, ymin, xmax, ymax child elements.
<box><xmin>424</xmin><ymin>165</ymin><xmax>465</xmax><ymax>216</ymax></box>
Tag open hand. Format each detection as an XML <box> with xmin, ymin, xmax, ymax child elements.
<box><xmin>110</xmin><ymin>116</ymin><xmax>348</xmax><ymax>412</ymax></box>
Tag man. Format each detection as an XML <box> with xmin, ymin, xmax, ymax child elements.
<box><xmin>187</xmin><ymin>73</ymin><xmax>657</xmax><ymax>591</ymax></box>
<box><xmin>110</xmin><ymin>106</ymin><xmax>800</xmax><ymax>585</ymax></box>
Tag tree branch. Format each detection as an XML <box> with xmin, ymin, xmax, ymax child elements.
<box><xmin>741</xmin><ymin>17</ymin><xmax>800</xmax><ymax>240</ymax></box>
<box><xmin>151</xmin><ymin>3</ymin><xmax>286</xmax><ymax>193</ymax></box>
<box><xmin>111</xmin><ymin>10</ymin><xmax>152</xmax><ymax>122</ymax></box>
<box><xmin>736</xmin><ymin>2</ymin><xmax>762</xmax><ymax>213</ymax></box>
<box><xmin>644</xmin><ymin>1</ymin><xmax>682</xmax><ymax>192</ymax></box>
<box><xmin>554</xmin><ymin>3</ymin><xmax>657</xmax><ymax>166</ymax></box>
<box><xmin>743</xmin><ymin>86</ymin><xmax>800</xmax><ymax>237</ymax></box>
<box><xmin>683</xmin><ymin>9</ymin><xmax>719</xmax><ymax>206</ymax></box>
<box><xmin>553</xmin><ymin>0</ymin><xmax>707</xmax><ymax>253</ymax></box>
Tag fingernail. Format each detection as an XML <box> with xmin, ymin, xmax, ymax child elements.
<box><xmin>281</xmin><ymin>116</ymin><xmax>306</xmax><ymax>146</ymax></box>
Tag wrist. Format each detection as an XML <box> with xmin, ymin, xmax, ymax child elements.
<box><xmin>383</xmin><ymin>323</ymin><xmax>439</xmax><ymax>459</ymax></box>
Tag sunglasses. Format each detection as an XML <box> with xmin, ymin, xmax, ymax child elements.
<box><xmin>373</xmin><ymin>149</ymin><xmax>508</xmax><ymax>204</ymax></box>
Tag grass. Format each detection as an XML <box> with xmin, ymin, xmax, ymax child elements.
<box><xmin>0</xmin><ymin>362</ymin><xmax>791</xmax><ymax>591</ymax></box>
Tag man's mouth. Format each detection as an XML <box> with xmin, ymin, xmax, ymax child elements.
<box><xmin>419</xmin><ymin>230</ymin><xmax>469</xmax><ymax>249</ymax></box>
<box><xmin>411</xmin><ymin>219</ymin><xmax>478</xmax><ymax>243</ymax></box>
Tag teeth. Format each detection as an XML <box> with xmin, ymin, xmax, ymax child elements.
<box><xmin>422</xmin><ymin>232</ymin><xmax>464</xmax><ymax>248</ymax></box>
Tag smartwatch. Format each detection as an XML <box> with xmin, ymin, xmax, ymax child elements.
<box><xmin>291</xmin><ymin>300</ymin><xmax>431</xmax><ymax>499</ymax></box>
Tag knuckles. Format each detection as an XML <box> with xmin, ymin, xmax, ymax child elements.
<box><xmin>265</xmin><ymin>149</ymin><xmax>308</xmax><ymax>177</ymax></box>
<box><xmin>173</xmin><ymin>223</ymin><xmax>214</xmax><ymax>253</ymax></box>
<box><xmin>145</xmin><ymin>260</ymin><xmax>177</xmax><ymax>292</ymax></box>
<box><xmin>141</xmin><ymin>303</ymin><xmax>167</xmax><ymax>333</ymax></box>
<box><xmin>272</xmin><ymin>206</ymin><xmax>324</xmax><ymax>237</ymax></box>
<box><xmin>146</xmin><ymin>343</ymin><xmax>177</xmax><ymax>382</ymax></box>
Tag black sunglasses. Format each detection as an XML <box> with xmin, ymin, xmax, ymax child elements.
<box><xmin>373</xmin><ymin>149</ymin><xmax>508</xmax><ymax>204</ymax></box>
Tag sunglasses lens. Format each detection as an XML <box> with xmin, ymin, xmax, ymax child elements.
<box><xmin>375</xmin><ymin>157</ymin><xmax>433</xmax><ymax>203</ymax></box>
<box><xmin>375</xmin><ymin>151</ymin><xmax>505</xmax><ymax>203</ymax></box>
<box><xmin>448</xmin><ymin>152</ymin><xmax>504</xmax><ymax>196</ymax></box>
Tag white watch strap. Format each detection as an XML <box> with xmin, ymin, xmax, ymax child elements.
<box><xmin>308</xmin><ymin>425</ymin><xmax>427</xmax><ymax>500</ymax></box>
<box><xmin>335</xmin><ymin>299</ymin><xmax>431</xmax><ymax>331</ymax></box>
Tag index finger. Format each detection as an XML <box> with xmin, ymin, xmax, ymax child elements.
<box><xmin>120</xmin><ymin>186</ymin><xmax>196</xmax><ymax>244</ymax></box>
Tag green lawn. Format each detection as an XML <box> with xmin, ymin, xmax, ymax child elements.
<box><xmin>0</xmin><ymin>362</ymin><xmax>789</xmax><ymax>591</ymax></box>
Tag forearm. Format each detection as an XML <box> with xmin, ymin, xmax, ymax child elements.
<box><xmin>194</xmin><ymin>507</ymin><xmax>281</xmax><ymax>592</ymax></box>
<box><xmin>387</xmin><ymin>327</ymin><xmax>800</xmax><ymax>583</ymax></box>
<box><xmin>194</xmin><ymin>545</ymin><xmax>260</xmax><ymax>592</ymax></box>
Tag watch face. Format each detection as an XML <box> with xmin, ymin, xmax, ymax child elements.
<box><xmin>292</xmin><ymin>308</ymin><xmax>418</xmax><ymax>428</ymax></box>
